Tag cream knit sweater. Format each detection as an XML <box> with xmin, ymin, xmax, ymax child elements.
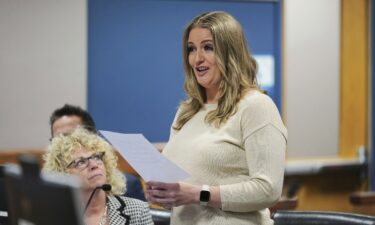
<box><xmin>163</xmin><ymin>91</ymin><xmax>287</xmax><ymax>225</ymax></box>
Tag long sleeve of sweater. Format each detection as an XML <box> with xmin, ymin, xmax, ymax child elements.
<box><xmin>220</xmin><ymin>124</ymin><xmax>286</xmax><ymax>212</ymax></box>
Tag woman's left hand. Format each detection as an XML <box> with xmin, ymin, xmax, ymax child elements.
<box><xmin>145</xmin><ymin>181</ymin><xmax>200</xmax><ymax>209</ymax></box>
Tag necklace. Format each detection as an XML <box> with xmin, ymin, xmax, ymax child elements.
<box><xmin>99</xmin><ymin>205</ymin><xmax>108</xmax><ymax>225</ymax></box>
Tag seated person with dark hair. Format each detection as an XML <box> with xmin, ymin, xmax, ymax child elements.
<box><xmin>49</xmin><ymin>104</ymin><xmax>146</xmax><ymax>201</ymax></box>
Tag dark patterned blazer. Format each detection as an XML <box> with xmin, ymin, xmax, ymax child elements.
<box><xmin>107</xmin><ymin>194</ymin><xmax>154</xmax><ymax>225</ymax></box>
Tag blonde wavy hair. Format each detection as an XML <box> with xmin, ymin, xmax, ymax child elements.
<box><xmin>174</xmin><ymin>11</ymin><xmax>259</xmax><ymax>130</ymax></box>
<box><xmin>43</xmin><ymin>128</ymin><xmax>126</xmax><ymax>195</ymax></box>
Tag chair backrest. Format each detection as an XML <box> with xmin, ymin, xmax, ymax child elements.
<box><xmin>0</xmin><ymin>165</ymin><xmax>9</xmax><ymax>225</ymax></box>
<box><xmin>272</xmin><ymin>210</ymin><xmax>375</xmax><ymax>225</ymax></box>
<box><xmin>149</xmin><ymin>208</ymin><xmax>171</xmax><ymax>225</ymax></box>
<box><xmin>4</xmin><ymin>155</ymin><xmax>84</xmax><ymax>225</ymax></box>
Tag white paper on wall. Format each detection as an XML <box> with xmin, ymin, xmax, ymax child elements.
<box><xmin>254</xmin><ymin>54</ymin><xmax>275</xmax><ymax>88</ymax></box>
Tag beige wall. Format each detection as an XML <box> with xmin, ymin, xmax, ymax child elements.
<box><xmin>284</xmin><ymin>0</ymin><xmax>341</xmax><ymax>158</ymax></box>
<box><xmin>0</xmin><ymin>0</ymin><xmax>87</xmax><ymax>149</ymax></box>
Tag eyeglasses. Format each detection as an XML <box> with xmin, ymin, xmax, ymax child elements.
<box><xmin>66</xmin><ymin>152</ymin><xmax>105</xmax><ymax>170</ymax></box>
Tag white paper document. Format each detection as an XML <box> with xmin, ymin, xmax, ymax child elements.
<box><xmin>99</xmin><ymin>130</ymin><xmax>190</xmax><ymax>183</ymax></box>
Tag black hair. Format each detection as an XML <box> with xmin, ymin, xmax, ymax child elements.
<box><xmin>49</xmin><ymin>104</ymin><xmax>97</xmax><ymax>136</ymax></box>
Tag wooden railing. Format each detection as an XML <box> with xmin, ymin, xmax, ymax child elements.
<box><xmin>350</xmin><ymin>191</ymin><xmax>375</xmax><ymax>215</ymax></box>
<box><xmin>0</xmin><ymin>148</ymin><xmax>141</xmax><ymax>176</ymax></box>
<box><xmin>270</xmin><ymin>197</ymin><xmax>298</xmax><ymax>214</ymax></box>
<box><xmin>0</xmin><ymin>147</ymin><xmax>298</xmax><ymax>212</ymax></box>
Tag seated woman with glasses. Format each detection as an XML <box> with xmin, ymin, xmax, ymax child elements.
<box><xmin>43</xmin><ymin>128</ymin><xmax>154</xmax><ymax>225</ymax></box>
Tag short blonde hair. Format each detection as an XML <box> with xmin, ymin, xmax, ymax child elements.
<box><xmin>43</xmin><ymin>128</ymin><xmax>126</xmax><ymax>195</ymax></box>
<box><xmin>175</xmin><ymin>11</ymin><xmax>258</xmax><ymax>130</ymax></box>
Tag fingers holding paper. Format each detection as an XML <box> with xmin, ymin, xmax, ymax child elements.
<box><xmin>146</xmin><ymin>181</ymin><xmax>200</xmax><ymax>209</ymax></box>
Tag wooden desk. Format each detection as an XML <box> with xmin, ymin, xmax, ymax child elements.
<box><xmin>0</xmin><ymin>148</ymin><xmax>155</xmax><ymax>176</ymax></box>
<box><xmin>270</xmin><ymin>197</ymin><xmax>298</xmax><ymax>214</ymax></box>
<box><xmin>350</xmin><ymin>192</ymin><xmax>375</xmax><ymax>215</ymax></box>
<box><xmin>0</xmin><ymin>149</ymin><xmax>45</xmax><ymax>165</ymax></box>
<box><xmin>350</xmin><ymin>192</ymin><xmax>375</xmax><ymax>205</ymax></box>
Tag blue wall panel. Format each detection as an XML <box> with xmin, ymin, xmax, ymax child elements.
<box><xmin>88</xmin><ymin>0</ymin><xmax>281</xmax><ymax>142</ymax></box>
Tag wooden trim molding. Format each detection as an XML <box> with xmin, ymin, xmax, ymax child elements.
<box><xmin>340</xmin><ymin>0</ymin><xmax>369</xmax><ymax>158</ymax></box>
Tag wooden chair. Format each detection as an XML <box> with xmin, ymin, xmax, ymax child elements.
<box><xmin>350</xmin><ymin>191</ymin><xmax>375</xmax><ymax>215</ymax></box>
<box><xmin>270</xmin><ymin>197</ymin><xmax>298</xmax><ymax>214</ymax></box>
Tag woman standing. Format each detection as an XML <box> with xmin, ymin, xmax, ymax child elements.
<box><xmin>146</xmin><ymin>11</ymin><xmax>287</xmax><ymax>225</ymax></box>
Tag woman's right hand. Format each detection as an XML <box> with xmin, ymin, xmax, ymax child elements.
<box><xmin>145</xmin><ymin>181</ymin><xmax>200</xmax><ymax>209</ymax></box>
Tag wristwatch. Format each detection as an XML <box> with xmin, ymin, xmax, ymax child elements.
<box><xmin>199</xmin><ymin>185</ymin><xmax>211</xmax><ymax>206</ymax></box>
